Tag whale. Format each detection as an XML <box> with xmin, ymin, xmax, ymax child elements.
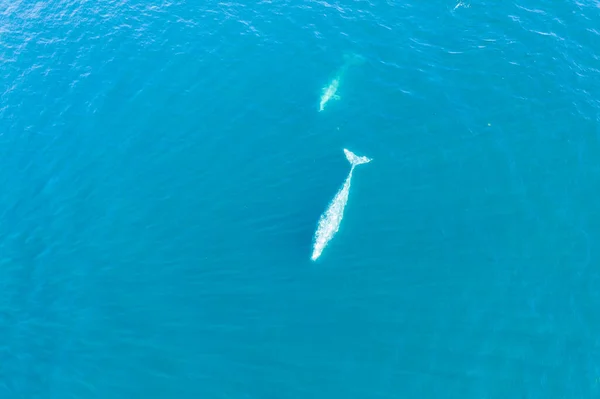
<box><xmin>311</xmin><ymin>149</ymin><xmax>372</xmax><ymax>261</ymax></box>
<box><xmin>318</xmin><ymin>78</ymin><xmax>341</xmax><ymax>112</ymax></box>
<box><xmin>317</xmin><ymin>53</ymin><xmax>365</xmax><ymax>112</ymax></box>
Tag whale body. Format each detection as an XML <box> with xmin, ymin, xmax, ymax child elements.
<box><xmin>318</xmin><ymin>78</ymin><xmax>340</xmax><ymax>112</ymax></box>
<box><xmin>311</xmin><ymin>149</ymin><xmax>372</xmax><ymax>261</ymax></box>
<box><xmin>317</xmin><ymin>54</ymin><xmax>365</xmax><ymax>112</ymax></box>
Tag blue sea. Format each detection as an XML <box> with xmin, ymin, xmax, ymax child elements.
<box><xmin>1</xmin><ymin>0</ymin><xmax>600</xmax><ymax>397</ymax></box>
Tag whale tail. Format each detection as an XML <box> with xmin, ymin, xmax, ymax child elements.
<box><xmin>344</xmin><ymin>148</ymin><xmax>372</xmax><ymax>166</ymax></box>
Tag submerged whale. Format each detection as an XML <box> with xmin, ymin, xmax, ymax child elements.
<box><xmin>318</xmin><ymin>78</ymin><xmax>340</xmax><ymax>112</ymax></box>
<box><xmin>317</xmin><ymin>53</ymin><xmax>365</xmax><ymax>112</ymax></box>
<box><xmin>311</xmin><ymin>149</ymin><xmax>372</xmax><ymax>261</ymax></box>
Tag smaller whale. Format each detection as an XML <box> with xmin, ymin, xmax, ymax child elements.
<box><xmin>311</xmin><ymin>148</ymin><xmax>372</xmax><ymax>261</ymax></box>
<box><xmin>318</xmin><ymin>78</ymin><xmax>340</xmax><ymax>112</ymax></box>
<box><xmin>318</xmin><ymin>53</ymin><xmax>365</xmax><ymax>112</ymax></box>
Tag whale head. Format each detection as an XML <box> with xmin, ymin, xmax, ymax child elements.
<box><xmin>318</xmin><ymin>79</ymin><xmax>340</xmax><ymax>112</ymax></box>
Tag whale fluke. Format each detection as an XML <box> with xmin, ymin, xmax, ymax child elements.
<box><xmin>344</xmin><ymin>148</ymin><xmax>372</xmax><ymax>166</ymax></box>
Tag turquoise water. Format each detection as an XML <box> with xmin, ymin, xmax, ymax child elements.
<box><xmin>1</xmin><ymin>0</ymin><xmax>600</xmax><ymax>397</ymax></box>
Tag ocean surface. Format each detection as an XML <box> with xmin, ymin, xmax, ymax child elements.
<box><xmin>1</xmin><ymin>0</ymin><xmax>600</xmax><ymax>397</ymax></box>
